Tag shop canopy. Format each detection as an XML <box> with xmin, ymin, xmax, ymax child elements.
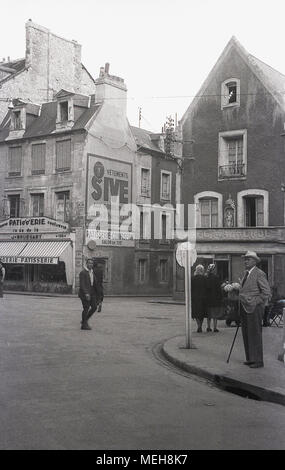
<box><xmin>0</xmin><ymin>241</ymin><xmax>71</xmax><ymax>264</ymax></box>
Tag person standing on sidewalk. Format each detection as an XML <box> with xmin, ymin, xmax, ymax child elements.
<box><xmin>239</xmin><ymin>251</ymin><xmax>271</xmax><ymax>368</ymax></box>
<box><xmin>0</xmin><ymin>262</ymin><xmax>5</xmax><ymax>298</ymax></box>
<box><xmin>191</xmin><ymin>264</ymin><xmax>207</xmax><ymax>332</ymax></box>
<box><xmin>78</xmin><ymin>259</ymin><xmax>97</xmax><ymax>330</ymax></box>
<box><xmin>205</xmin><ymin>264</ymin><xmax>223</xmax><ymax>332</ymax></box>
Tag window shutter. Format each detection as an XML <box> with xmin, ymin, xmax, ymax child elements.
<box><xmin>56</xmin><ymin>140</ymin><xmax>71</xmax><ymax>171</ymax></box>
<box><xmin>8</xmin><ymin>147</ymin><xmax>22</xmax><ymax>176</ymax></box>
<box><xmin>256</xmin><ymin>197</ymin><xmax>264</xmax><ymax>226</ymax></box>
<box><xmin>32</xmin><ymin>144</ymin><xmax>46</xmax><ymax>174</ymax></box>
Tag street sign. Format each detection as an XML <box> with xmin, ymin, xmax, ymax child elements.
<box><xmin>176</xmin><ymin>242</ymin><xmax>197</xmax><ymax>268</ymax></box>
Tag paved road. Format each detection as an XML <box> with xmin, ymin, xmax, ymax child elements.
<box><xmin>0</xmin><ymin>295</ymin><xmax>284</xmax><ymax>450</ymax></box>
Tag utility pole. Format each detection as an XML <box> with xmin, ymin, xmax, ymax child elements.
<box><xmin>138</xmin><ymin>107</ymin><xmax>142</xmax><ymax>128</ymax></box>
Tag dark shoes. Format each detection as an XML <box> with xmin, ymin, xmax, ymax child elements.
<box><xmin>206</xmin><ymin>328</ymin><xmax>212</xmax><ymax>332</ymax></box>
<box><xmin>249</xmin><ymin>362</ymin><xmax>264</xmax><ymax>368</ymax></box>
<box><xmin>97</xmin><ymin>303</ymin><xmax>102</xmax><ymax>313</ymax></box>
<box><xmin>81</xmin><ymin>323</ymin><xmax>92</xmax><ymax>330</ymax></box>
<box><xmin>214</xmin><ymin>328</ymin><xmax>219</xmax><ymax>332</ymax></box>
<box><xmin>197</xmin><ymin>327</ymin><xmax>202</xmax><ymax>333</ymax></box>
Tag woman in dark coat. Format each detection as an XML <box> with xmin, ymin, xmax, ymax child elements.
<box><xmin>205</xmin><ymin>264</ymin><xmax>223</xmax><ymax>332</ymax></box>
<box><xmin>191</xmin><ymin>264</ymin><xmax>207</xmax><ymax>332</ymax></box>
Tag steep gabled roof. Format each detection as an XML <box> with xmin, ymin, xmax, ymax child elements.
<box><xmin>131</xmin><ymin>126</ymin><xmax>165</xmax><ymax>154</ymax></box>
<box><xmin>180</xmin><ymin>36</ymin><xmax>285</xmax><ymax>125</ymax></box>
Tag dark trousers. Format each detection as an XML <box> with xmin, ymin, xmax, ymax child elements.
<box><xmin>80</xmin><ymin>294</ymin><xmax>97</xmax><ymax>325</ymax></box>
<box><xmin>240</xmin><ymin>303</ymin><xmax>264</xmax><ymax>364</ymax></box>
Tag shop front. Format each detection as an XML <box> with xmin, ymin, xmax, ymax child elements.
<box><xmin>0</xmin><ymin>217</ymin><xmax>75</xmax><ymax>293</ymax></box>
<box><xmin>174</xmin><ymin>227</ymin><xmax>285</xmax><ymax>300</ymax></box>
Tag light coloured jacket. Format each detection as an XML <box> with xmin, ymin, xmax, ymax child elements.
<box><xmin>239</xmin><ymin>266</ymin><xmax>271</xmax><ymax>313</ymax></box>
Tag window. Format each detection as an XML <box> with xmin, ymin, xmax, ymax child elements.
<box><xmin>244</xmin><ymin>196</ymin><xmax>264</xmax><ymax>227</ymax></box>
<box><xmin>162</xmin><ymin>213</ymin><xmax>167</xmax><ymax>239</ymax></box>
<box><xmin>56</xmin><ymin>140</ymin><xmax>71</xmax><ymax>171</ymax></box>
<box><xmin>59</xmin><ymin>102</ymin><xmax>69</xmax><ymax>122</ymax></box>
<box><xmin>31</xmin><ymin>143</ymin><xmax>46</xmax><ymax>175</ymax></box>
<box><xmin>138</xmin><ymin>259</ymin><xmax>147</xmax><ymax>283</ymax></box>
<box><xmin>13</xmin><ymin>111</ymin><xmax>22</xmax><ymax>130</ymax></box>
<box><xmin>221</xmin><ymin>78</ymin><xmax>240</xmax><ymax>108</ymax></box>
<box><xmin>160</xmin><ymin>259</ymin><xmax>168</xmax><ymax>282</ymax></box>
<box><xmin>31</xmin><ymin>194</ymin><xmax>44</xmax><ymax>217</ymax></box>
<box><xmin>8</xmin><ymin>195</ymin><xmax>20</xmax><ymax>218</ymax></box>
<box><xmin>161</xmin><ymin>171</ymin><xmax>171</xmax><ymax>200</ymax></box>
<box><xmin>219</xmin><ymin>130</ymin><xmax>247</xmax><ymax>179</ymax></box>
<box><xmin>8</xmin><ymin>146</ymin><xmax>22</xmax><ymax>176</ymax></box>
<box><xmin>200</xmin><ymin>198</ymin><xmax>218</xmax><ymax>228</ymax></box>
<box><xmin>55</xmin><ymin>191</ymin><xmax>70</xmax><ymax>222</ymax></box>
<box><xmin>141</xmin><ymin>168</ymin><xmax>150</xmax><ymax>196</ymax></box>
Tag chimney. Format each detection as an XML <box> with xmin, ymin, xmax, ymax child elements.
<box><xmin>95</xmin><ymin>63</ymin><xmax>127</xmax><ymax>117</ymax></box>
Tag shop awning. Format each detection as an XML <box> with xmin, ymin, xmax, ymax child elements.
<box><xmin>19</xmin><ymin>241</ymin><xmax>71</xmax><ymax>258</ymax></box>
<box><xmin>0</xmin><ymin>242</ymin><xmax>27</xmax><ymax>257</ymax></box>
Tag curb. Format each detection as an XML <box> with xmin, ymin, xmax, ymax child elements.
<box><xmin>161</xmin><ymin>337</ymin><xmax>285</xmax><ymax>407</ymax></box>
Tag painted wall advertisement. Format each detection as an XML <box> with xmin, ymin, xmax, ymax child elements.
<box><xmin>87</xmin><ymin>154</ymin><xmax>134</xmax><ymax>247</ymax></box>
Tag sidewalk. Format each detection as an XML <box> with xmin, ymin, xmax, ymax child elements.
<box><xmin>162</xmin><ymin>325</ymin><xmax>285</xmax><ymax>406</ymax></box>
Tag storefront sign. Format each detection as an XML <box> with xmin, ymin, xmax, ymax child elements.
<box><xmin>0</xmin><ymin>217</ymin><xmax>69</xmax><ymax>234</ymax></box>
<box><xmin>0</xmin><ymin>256</ymin><xmax>58</xmax><ymax>264</ymax></box>
<box><xmin>86</xmin><ymin>229</ymin><xmax>135</xmax><ymax>247</ymax></box>
<box><xmin>197</xmin><ymin>227</ymin><xmax>285</xmax><ymax>242</ymax></box>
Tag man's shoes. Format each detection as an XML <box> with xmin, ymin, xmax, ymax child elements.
<box><xmin>197</xmin><ymin>327</ymin><xmax>202</xmax><ymax>333</ymax></box>
<box><xmin>214</xmin><ymin>328</ymin><xmax>219</xmax><ymax>332</ymax></box>
<box><xmin>81</xmin><ymin>323</ymin><xmax>92</xmax><ymax>330</ymax></box>
<box><xmin>206</xmin><ymin>328</ymin><xmax>212</xmax><ymax>332</ymax></box>
<box><xmin>243</xmin><ymin>361</ymin><xmax>254</xmax><ymax>365</ymax></box>
<box><xmin>249</xmin><ymin>362</ymin><xmax>264</xmax><ymax>368</ymax></box>
<box><xmin>97</xmin><ymin>303</ymin><xmax>102</xmax><ymax>313</ymax></box>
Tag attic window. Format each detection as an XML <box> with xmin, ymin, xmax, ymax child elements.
<box><xmin>59</xmin><ymin>101</ymin><xmax>69</xmax><ymax>122</ymax></box>
<box><xmin>13</xmin><ymin>111</ymin><xmax>22</xmax><ymax>130</ymax></box>
<box><xmin>221</xmin><ymin>78</ymin><xmax>240</xmax><ymax>109</ymax></box>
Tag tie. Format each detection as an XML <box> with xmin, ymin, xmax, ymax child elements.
<box><xmin>241</xmin><ymin>270</ymin><xmax>249</xmax><ymax>287</ymax></box>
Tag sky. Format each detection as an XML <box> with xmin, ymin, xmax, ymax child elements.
<box><xmin>1</xmin><ymin>0</ymin><xmax>285</xmax><ymax>132</ymax></box>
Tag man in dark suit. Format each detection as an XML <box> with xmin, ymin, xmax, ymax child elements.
<box><xmin>78</xmin><ymin>258</ymin><xmax>97</xmax><ymax>330</ymax></box>
<box><xmin>239</xmin><ymin>251</ymin><xmax>271</xmax><ymax>368</ymax></box>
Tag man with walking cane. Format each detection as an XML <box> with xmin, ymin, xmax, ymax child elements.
<box><xmin>235</xmin><ymin>251</ymin><xmax>271</xmax><ymax>368</ymax></box>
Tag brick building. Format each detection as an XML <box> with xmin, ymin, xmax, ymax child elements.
<box><xmin>0</xmin><ymin>63</ymin><xmax>179</xmax><ymax>295</ymax></box>
<box><xmin>0</xmin><ymin>20</ymin><xmax>95</xmax><ymax>122</ymax></box>
<box><xmin>175</xmin><ymin>37</ymin><xmax>285</xmax><ymax>297</ymax></box>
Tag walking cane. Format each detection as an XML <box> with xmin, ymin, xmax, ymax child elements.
<box><xmin>226</xmin><ymin>297</ymin><xmax>241</xmax><ymax>363</ymax></box>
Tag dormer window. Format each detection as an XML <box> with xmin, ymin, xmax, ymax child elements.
<box><xmin>13</xmin><ymin>111</ymin><xmax>22</xmax><ymax>130</ymax></box>
<box><xmin>221</xmin><ymin>78</ymin><xmax>240</xmax><ymax>109</ymax></box>
<box><xmin>59</xmin><ymin>101</ymin><xmax>69</xmax><ymax>122</ymax></box>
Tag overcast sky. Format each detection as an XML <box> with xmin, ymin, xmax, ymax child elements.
<box><xmin>1</xmin><ymin>0</ymin><xmax>285</xmax><ymax>132</ymax></box>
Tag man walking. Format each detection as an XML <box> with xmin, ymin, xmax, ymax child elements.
<box><xmin>78</xmin><ymin>259</ymin><xmax>97</xmax><ymax>330</ymax></box>
<box><xmin>239</xmin><ymin>251</ymin><xmax>271</xmax><ymax>368</ymax></box>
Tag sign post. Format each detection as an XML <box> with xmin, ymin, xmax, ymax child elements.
<box><xmin>176</xmin><ymin>241</ymin><xmax>197</xmax><ymax>349</ymax></box>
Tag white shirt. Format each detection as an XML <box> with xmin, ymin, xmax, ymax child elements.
<box><xmin>85</xmin><ymin>267</ymin><xmax>94</xmax><ymax>285</ymax></box>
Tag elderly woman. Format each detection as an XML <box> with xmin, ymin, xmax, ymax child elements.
<box><xmin>205</xmin><ymin>263</ymin><xmax>223</xmax><ymax>332</ymax></box>
<box><xmin>191</xmin><ymin>264</ymin><xmax>207</xmax><ymax>332</ymax></box>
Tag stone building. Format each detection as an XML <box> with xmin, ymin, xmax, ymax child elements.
<box><xmin>0</xmin><ymin>20</ymin><xmax>95</xmax><ymax>122</ymax></box>
<box><xmin>176</xmin><ymin>36</ymin><xmax>285</xmax><ymax>297</ymax></box>
<box><xmin>0</xmin><ymin>63</ymin><xmax>179</xmax><ymax>295</ymax></box>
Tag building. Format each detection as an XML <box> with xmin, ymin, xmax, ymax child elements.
<box><xmin>0</xmin><ymin>20</ymin><xmax>95</xmax><ymax>122</ymax></box>
<box><xmin>176</xmin><ymin>37</ymin><xmax>285</xmax><ymax>297</ymax></box>
<box><xmin>0</xmin><ymin>63</ymin><xmax>180</xmax><ymax>295</ymax></box>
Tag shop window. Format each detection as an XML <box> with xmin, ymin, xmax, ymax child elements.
<box><xmin>8</xmin><ymin>146</ymin><xmax>22</xmax><ymax>176</ymax></box>
<box><xmin>4</xmin><ymin>264</ymin><xmax>24</xmax><ymax>281</ymax></box>
<box><xmin>55</xmin><ymin>191</ymin><xmax>70</xmax><ymax>222</ymax></box>
<box><xmin>31</xmin><ymin>193</ymin><xmax>44</xmax><ymax>217</ymax></box>
<box><xmin>200</xmin><ymin>198</ymin><xmax>218</xmax><ymax>228</ymax></box>
<box><xmin>38</xmin><ymin>262</ymin><xmax>67</xmax><ymax>283</ymax></box>
<box><xmin>56</xmin><ymin>139</ymin><xmax>71</xmax><ymax>172</ymax></box>
<box><xmin>8</xmin><ymin>194</ymin><xmax>20</xmax><ymax>218</ymax></box>
<box><xmin>160</xmin><ymin>259</ymin><xmax>168</xmax><ymax>282</ymax></box>
<box><xmin>32</xmin><ymin>143</ymin><xmax>46</xmax><ymax>175</ymax></box>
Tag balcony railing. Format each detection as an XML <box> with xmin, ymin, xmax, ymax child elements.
<box><xmin>219</xmin><ymin>163</ymin><xmax>246</xmax><ymax>178</ymax></box>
